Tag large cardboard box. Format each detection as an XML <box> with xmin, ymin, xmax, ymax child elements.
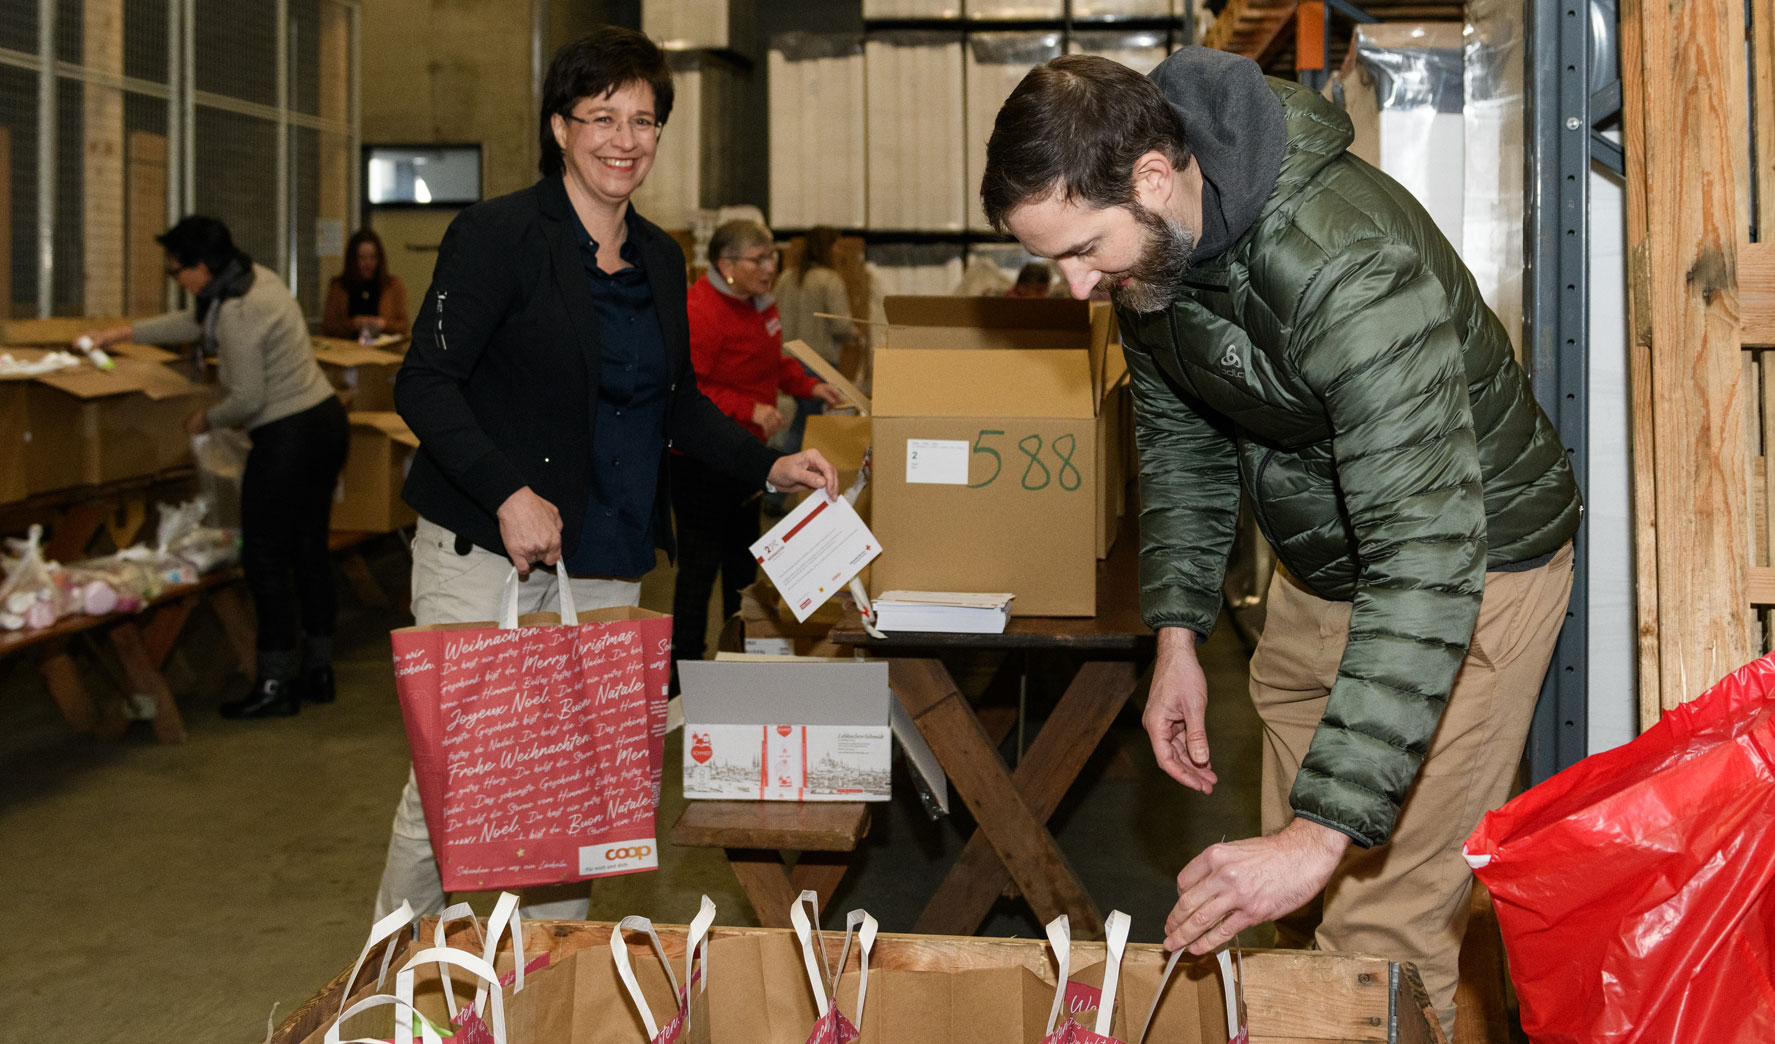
<box><xmin>679</xmin><ymin>659</ymin><xmax>893</xmax><ymax>802</ymax></box>
<box><xmin>330</xmin><ymin>411</ymin><xmax>419</xmax><ymax>532</ymax></box>
<box><xmin>310</xmin><ymin>337</ymin><xmax>405</xmax><ymax>412</ymax></box>
<box><xmin>869</xmin><ymin>296</ymin><xmax>1122</xmax><ymax>616</ymax></box>
<box><xmin>17</xmin><ymin>355</ymin><xmax>206</xmax><ymax>491</ymax></box>
<box><xmin>0</xmin><ymin>316</ymin><xmax>149</xmax><ymax>345</ymax></box>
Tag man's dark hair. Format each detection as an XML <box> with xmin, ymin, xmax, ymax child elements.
<box><xmin>980</xmin><ymin>55</ymin><xmax>1192</xmax><ymax>231</ymax></box>
<box><xmin>156</xmin><ymin>215</ymin><xmax>242</xmax><ymax>272</ymax></box>
<box><xmin>539</xmin><ymin>27</ymin><xmax>675</xmax><ymax>178</ymax></box>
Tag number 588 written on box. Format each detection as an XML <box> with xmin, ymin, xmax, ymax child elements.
<box><xmin>906</xmin><ymin>431</ymin><xmax>1085</xmax><ymax>491</ymax></box>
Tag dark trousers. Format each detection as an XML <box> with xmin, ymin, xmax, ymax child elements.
<box><xmin>669</xmin><ymin>454</ymin><xmax>760</xmax><ymax>664</ymax></box>
<box><xmin>241</xmin><ymin>395</ymin><xmax>350</xmax><ymax>657</ymax></box>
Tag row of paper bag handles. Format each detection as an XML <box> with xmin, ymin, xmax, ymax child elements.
<box><xmin>315</xmin><ymin>891</ymin><xmax>1243</xmax><ymax>1044</ymax></box>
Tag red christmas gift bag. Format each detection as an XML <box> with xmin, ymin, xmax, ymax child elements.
<box><xmin>1464</xmin><ymin>651</ymin><xmax>1775</xmax><ymax>1044</ymax></box>
<box><xmin>391</xmin><ymin>565</ymin><xmax>665</xmax><ymax>891</ymax></box>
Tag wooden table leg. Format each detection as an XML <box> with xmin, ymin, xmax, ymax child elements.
<box><xmin>110</xmin><ymin>622</ymin><xmax>188</xmax><ymax>744</ymax></box>
<box><xmin>339</xmin><ymin>551</ymin><xmax>391</xmax><ymax>609</ymax></box>
<box><xmin>789</xmin><ymin>852</ymin><xmax>851</xmax><ymax>911</ymax></box>
<box><xmin>725</xmin><ymin>848</ymin><xmax>802</xmax><ymax>928</ymax></box>
<box><xmin>913</xmin><ymin>660</ymin><xmax>1140</xmax><ymax>936</ymax></box>
<box><xmin>140</xmin><ymin>596</ymin><xmax>197</xmax><ymax>668</ymax></box>
<box><xmin>889</xmin><ymin>658</ymin><xmax>1104</xmax><ymax>938</ymax></box>
<box><xmin>40</xmin><ymin>647</ymin><xmax>98</xmax><ymax>734</ymax></box>
<box><xmin>46</xmin><ymin>501</ymin><xmax>109</xmax><ymax>563</ymax></box>
<box><xmin>207</xmin><ymin>584</ymin><xmax>257</xmax><ymax>678</ymax></box>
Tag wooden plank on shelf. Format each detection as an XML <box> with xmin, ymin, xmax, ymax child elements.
<box><xmin>1756</xmin><ymin>0</ymin><xmax>1775</xmax><ymax>251</ymax></box>
<box><xmin>1621</xmin><ymin>0</ymin><xmax>1753</xmax><ymax>727</ymax></box>
<box><xmin>1205</xmin><ymin>0</ymin><xmax>1301</xmax><ymax>64</ymax></box>
<box><xmin>83</xmin><ymin>0</ymin><xmax>125</xmax><ymax>317</ymax></box>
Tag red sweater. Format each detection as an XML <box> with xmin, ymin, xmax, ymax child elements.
<box><xmin>686</xmin><ymin>276</ymin><xmax>821</xmax><ymax>441</ymax></box>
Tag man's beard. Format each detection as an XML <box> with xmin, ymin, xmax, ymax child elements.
<box><xmin>1100</xmin><ymin>201</ymin><xmax>1197</xmax><ymax>313</ymax></box>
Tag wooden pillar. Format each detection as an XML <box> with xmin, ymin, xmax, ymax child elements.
<box><xmin>1621</xmin><ymin>0</ymin><xmax>1754</xmax><ymax>726</ymax></box>
<box><xmin>317</xmin><ymin>3</ymin><xmax>351</xmax><ymax>281</ymax></box>
<box><xmin>82</xmin><ymin>0</ymin><xmax>126</xmax><ymax>317</ymax></box>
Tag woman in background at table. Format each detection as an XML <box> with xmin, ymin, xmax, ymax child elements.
<box><xmin>80</xmin><ymin>216</ymin><xmax>349</xmax><ymax>719</ymax></box>
<box><xmin>322</xmin><ymin>228</ymin><xmax>409</xmax><ymax>341</ymax></box>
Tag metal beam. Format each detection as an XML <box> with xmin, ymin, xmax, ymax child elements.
<box><xmin>36</xmin><ymin>0</ymin><xmax>55</xmax><ymax>317</ymax></box>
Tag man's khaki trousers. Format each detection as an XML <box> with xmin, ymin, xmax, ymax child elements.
<box><xmin>1250</xmin><ymin>542</ymin><xmax>1573</xmax><ymax>1040</ymax></box>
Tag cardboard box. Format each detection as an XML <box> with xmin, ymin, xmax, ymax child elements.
<box><xmin>0</xmin><ymin>316</ymin><xmax>148</xmax><ymax>345</ymax></box>
<box><xmin>15</xmin><ymin>355</ymin><xmax>206</xmax><ymax>491</ymax></box>
<box><xmin>719</xmin><ymin>581</ymin><xmax>847</xmax><ymax>658</ymax></box>
<box><xmin>679</xmin><ymin>659</ymin><xmax>892</xmax><ymax>801</ymax></box>
<box><xmin>310</xmin><ymin>337</ymin><xmax>405</xmax><ymax>412</ymax></box>
<box><xmin>869</xmin><ymin>296</ymin><xmax>1122</xmax><ymax>616</ymax></box>
<box><xmin>330</xmin><ymin>411</ymin><xmax>419</xmax><ymax>532</ymax></box>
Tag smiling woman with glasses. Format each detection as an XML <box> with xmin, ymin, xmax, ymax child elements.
<box><xmin>375</xmin><ymin>27</ymin><xmax>841</xmax><ymax>926</ymax></box>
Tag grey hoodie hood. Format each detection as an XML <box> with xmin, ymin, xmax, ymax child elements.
<box><xmin>1147</xmin><ymin>47</ymin><xmax>1287</xmax><ymax>260</ymax></box>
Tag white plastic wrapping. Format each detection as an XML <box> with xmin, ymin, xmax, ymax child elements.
<box><xmin>1067</xmin><ymin>29</ymin><xmax>1172</xmax><ymax>75</ymax></box>
<box><xmin>965</xmin><ymin>33</ymin><xmax>1064</xmax><ymax>230</ymax></box>
<box><xmin>769</xmin><ymin>35</ymin><xmax>868</xmax><ymax>229</ymax></box>
<box><xmin>640</xmin><ymin>0</ymin><xmax>752</xmax><ymax>54</ymax></box>
<box><xmin>630</xmin><ymin>52</ymin><xmax>750</xmax><ymax>232</ymax></box>
<box><xmin>862</xmin><ymin>0</ymin><xmax>960</xmax><ymax>17</ymax></box>
<box><xmin>1346</xmin><ymin>24</ymin><xmax>1468</xmax><ymax>255</ymax></box>
<box><xmin>866</xmin><ymin>34</ymin><xmax>966</xmax><ymax>231</ymax></box>
<box><xmin>1463</xmin><ymin>0</ymin><xmax>1526</xmax><ymax>354</ymax></box>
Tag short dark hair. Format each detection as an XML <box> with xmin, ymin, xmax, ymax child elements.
<box><xmin>539</xmin><ymin>27</ymin><xmax>675</xmax><ymax>178</ymax></box>
<box><xmin>156</xmin><ymin>215</ymin><xmax>241</xmax><ymax>272</ymax></box>
<box><xmin>980</xmin><ymin>55</ymin><xmax>1192</xmax><ymax>231</ymax></box>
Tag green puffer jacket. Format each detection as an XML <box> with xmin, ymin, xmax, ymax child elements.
<box><xmin>1121</xmin><ymin>75</ymin><xmax>1582</xmax><ymax>847</ymax></box>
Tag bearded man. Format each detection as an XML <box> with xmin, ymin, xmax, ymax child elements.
<box><xmin>981</xmin><ymin>48</ymin><xmax>1580</xmax><ymax>1038</ymax></box>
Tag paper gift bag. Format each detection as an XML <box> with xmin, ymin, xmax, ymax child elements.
<box><xmin>698</xmin><ymin>891</ymin><xmax>873</xmax><ymax>1044</ymax></box>
<box><xmin>325</xmin><ymin>941</ymin><xmax>512</xmax><ymax>1044</ymax></box>
<box><xmin>789</xmin><ymin>897</ymin><xmax>876</xmax><ymax>1044</ymax></box>
<box><xmin>390</xmin><ymin>565</ymin><xmax>661</xmax><ymax>891</ymax></box>
<box><xmin>1039</xmin><ymin>912</ymin><xmax>1240</xmax><ymax>1044</ymax></box>
<box><xmin>841</xmin><ymin>954</ymin><xmax>1052</xmax><ymax>1040</ymax></box>
<box><xmin>1042</xmin><ymin>913</ymin><xmax>1133</xmax><ymax>1044</ymax></box>
<box><xmin>609</xmin><ymin>898</ymin><xmax>719</xmax><ymax>1044</ymax></box>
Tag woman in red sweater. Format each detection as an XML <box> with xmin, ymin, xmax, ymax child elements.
<box><xmin>674</xmin><ymin>219</ymin><xmax>844</xmax><ymax>663</ymax></box>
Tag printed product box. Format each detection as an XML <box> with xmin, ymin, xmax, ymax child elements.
<box><xmin>680</xmin><ymin>659</ymin><xmax>892</xmax><ymax>801</ymax></box>
<box><xmin>330</xmin><ymin>411</ymin><xmax>419</xmax><ymax>532</ymax></box>
<box><xmin>869</xmin><ymin>296</ymin><xmax>1124</xmax><ymax>616</ymax></box>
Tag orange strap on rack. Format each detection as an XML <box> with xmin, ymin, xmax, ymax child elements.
<box><xmin>1296</xmin><ymin>1</ymin><xmax>1327</xmax><ymax>72</ymax></box>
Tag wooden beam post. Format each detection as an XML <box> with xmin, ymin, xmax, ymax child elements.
<box><xmin>83</xmin><ymin>0</ymin><xmax>126</xmax><ymax>316</ymax></box>
<box><xmin>1621</xmin><ymin>0</ymin><xmax>1755</xmax><ymax>727</ymax></box>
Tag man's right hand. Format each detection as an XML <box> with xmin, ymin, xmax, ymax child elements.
<box><xmin>752</xmin><ymin>402</ymin><xmax>785</xmax><ymax>439</ymax></box>
<box><xmin>496</xmin><ymin>486</ymin><xmax>562</xmax><ymax>574</ymax></box>
<box><xmin>1144</xmin><ymin>626</ymin><xmax>1218</xmax><ymax>793</ymax></box>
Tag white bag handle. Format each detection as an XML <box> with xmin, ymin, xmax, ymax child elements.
<box><xmin>1216</xmin><ymin>949</ymin><xmax>1244</xmax><ymax>1043</ymax></box>
<box><xmin>1095</xmin><ymin>911</ymin><xmax>1131</xmax><ymax>1038</ymax></box>
<box><xmin>498</xmin><ymin>562</ymin><xmax>578</xmax><ymax>629</ymax></box>
<box><xmin>429</xmin><ymin>893</ymin><xmax>527</xmax><ymax>1021</ymax></box>
<box><xmin>839</xmin><ymin>909</ymin><xmax>877</xmax><ymax>1027</ymax></box>
<box><xmin>396</xmin><ymin>948</ymin><xmax>507</xmax><ymax>1044</ymax></box>
<box><xmin>1044</xmin><ymin>915</ymin><xmax>1073</xmax><ymax>1035</ymax></box>
<box><xmin>610</xmin><ymin>915</ymin><xmax>681</xmax><ymax>1039</ymax></box>
<box><xmin>788</xmin><ymin>890</ymin><xmax>834</xmax><ymax>1016</ymax></box>
<box><xmin>336</xmin><ymin>900</ymin><xmax>416</xmax><ymax>1023</ymax></box>
<box><xmin>686</xmin><ymin>895</ymin><xmax>718</xmax><ymax>998</ymax></box>
<box><xmin>325</xmin><ymin>993</ymin><xmax>442</xmax><ymax>1044</ymax></box>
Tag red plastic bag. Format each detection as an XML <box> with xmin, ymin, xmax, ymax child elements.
<box><xmin>1464</xmin><ymin>652</ymin><xmax>1775</xmax><ymax>1043</ymax></box>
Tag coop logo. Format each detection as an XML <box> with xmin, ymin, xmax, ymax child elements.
<box><xmin>579</xmin><ymin>838</ymin><xmax>658</xmax><ymax>876</ymax></box>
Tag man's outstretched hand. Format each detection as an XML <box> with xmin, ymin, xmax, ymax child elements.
<box><xmin>1164</xmin><ymin>817</ymin><xmax>1351</xmax><ymax>954</ymax></box>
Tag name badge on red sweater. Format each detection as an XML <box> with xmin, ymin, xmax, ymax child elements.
<box><xmin>766</xmin><ymin>316</ymin><xmax>782</xmax><ymax>337</ymax></box>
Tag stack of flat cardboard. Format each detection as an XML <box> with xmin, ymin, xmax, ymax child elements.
<box><xmin>965</xmin><ymin>33</ymin><xmax>1064</xmax><ymax>231</ymax></box>
<box><xmin>865</xmin><ymin>243</ymin><xmax>964</xmax><ymax>299</ymax></box>
<box><xmin>1072</xmin><ymin>0</ymin><xmax>1178</xmax><ymax>16</ymax></box>
<box><xmin>866</xmin><ymin>35</ymin><xmax>966</xmax><ymax>231</ymax></box>
<box><xmin>640</xmin><ymin>0</ymin><xmax>752</xmax><ymax>53</ymax></box>
<box><xmin>861</xmin><ymin>0</ymin><xmax>959</xmax><ymax>16</ymax></box>
<box><xmin>968</xmin><ymin>0</ymin><xmax>1064</xmax><ymax>16</ymax></box>
<box><xmin>768</xmin><ymin>35</ymin><xmax>868</xmax><ymax>229</ymax></box>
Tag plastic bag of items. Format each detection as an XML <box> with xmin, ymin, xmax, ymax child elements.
<box><xmin>0</xmin><ymin>525</ymin><xmax>78</xmax><ymax>631</ymax></box>
<box><xmin>155</xmin><ymin>495</ymin><xmax>238</xmax><ymax>575</ymax></box>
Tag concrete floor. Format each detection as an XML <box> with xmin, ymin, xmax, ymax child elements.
<box><xmin>1</xmin><ymin>539</ymin><xmax>1262</xmax><ymax>1043</ymax></box>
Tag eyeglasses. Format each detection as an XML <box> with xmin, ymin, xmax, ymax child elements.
<box><xmin>164</xmin><ymin>262</ymin><xmax>194</xmax><ymax>278</ymax></box>
<box><xmin>728</xmin><ymin>250</ymin><xmax>778</xmax><ymax>268</ymax></box>
<box><xmin>562</xmin><ymin>112</ymin><xmax>660</xmax><ymax>139</ymax></box>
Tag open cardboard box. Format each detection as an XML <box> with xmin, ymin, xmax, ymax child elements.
<box><xmin>330</xmin><ymin>411</ymin><xmax>419</xmax><ymax>532</ymax></box>
<box><xmin>868</xmin><ymin>296</ymin><xmax>1127</xmax><ymax>616</ymax></box>
<box><xmin>679</xmin><ymin>658</ymin><xmax>894</xmax><ymax>801</ymax></box>
<box><xmin>3</xmin><ymin>352</ymin><xmax>208</xmax><ymax>494</ymax></box>
<box><xmin>310</xmin><ymin>337</ymin><xmax>405</xmax><ymax>412</ymax></box>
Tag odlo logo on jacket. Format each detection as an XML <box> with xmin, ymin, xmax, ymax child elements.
<box><xmin>1218</xmin><ymin>343</ymin><xmax>1245</xmax><ymax>379</ymax></box>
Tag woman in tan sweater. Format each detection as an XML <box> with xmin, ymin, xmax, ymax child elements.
<box><xmin>321</xmin><ymin>228</ymin><xmax>409</xmax><ymax>340</ymax></box>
